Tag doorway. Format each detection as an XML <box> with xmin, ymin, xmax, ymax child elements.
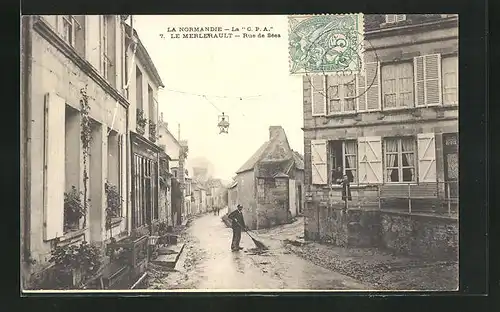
<box><xmin>443</xmin><ymin>133</ymin><xmax>458</xmax><ymax>198</ymax></box>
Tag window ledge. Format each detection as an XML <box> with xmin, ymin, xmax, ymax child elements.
<box><xmin>56</xmin><ymin>228</ymin><xmax>87</xmax><ymax>244</ymax></box>
<box><xmin>110</xmin><ymin>217</ymin><xmax>123</xmax><ymax>228</ymax></box>
<box><xmin>323</xmin><ymin>184</ymin><xmax>378</xmax><ymax>190</ymax></box>
<box><xmin>325</xmin><ymin>112</ymin><xmax>358</xmax><ymax>118</ymax></box>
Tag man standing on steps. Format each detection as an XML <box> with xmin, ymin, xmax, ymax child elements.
<box><xmin>228</xmin><ymin>204</ymin><xmax>246</xmax><ymax>251</ymax></box>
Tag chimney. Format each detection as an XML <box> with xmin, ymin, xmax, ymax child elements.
<box><xmin>269</xmin><ymin>126</ymin><xmax>283</xmax><ymax>140</ymax></box>
<box><xmin>178</xmin><ymin>123</ymin><xmax>181</xmax><ymax>140</ymax></box>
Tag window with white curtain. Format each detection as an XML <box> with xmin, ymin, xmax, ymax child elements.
<box><xmin>442</xmin><ymin>55</ymin><xmax>458</xmax><ymax>105</ymax></box>
<box><xmin>327</xmin><ymin>75</ymin><xmax>357</xmax><ymax>114</ymax></box>
<box><xmin>381</xmin><ymin>62</ymin><xmax>414</xmax><ymax>109</ymax></box>
<box><xmin>384</xmin><ymin>137</ymin><xmax>416</xmax><ymax>182</ymax></box>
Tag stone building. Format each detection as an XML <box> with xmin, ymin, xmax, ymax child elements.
<box><xmin>21</xmin><ymin>15</ymin><xmax>132</xmax><ymax>288</ymax></box>
<box><xmin>157</xmin><ymin>115</ymin><xmax>188</xmax><ymax>226</ymax></box>
<box><xmin>302</xmin><ymin>14</ymin><xmax>458</xmax><ymax>259</ymax></box>
<box><xmin>232</xmin><ymin>126</ymin><xmax>305</xmax><ymax>229</ymax></box>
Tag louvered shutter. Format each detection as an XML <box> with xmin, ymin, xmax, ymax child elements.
<box><xmin>357</xmin><ymin>137</ymin><xmax>383</xmax><ymax>184</ymax></box>
<box><xmin>311</xmin><ymin>75</ymin><xmax>326</xmax><ymax>116</ymax></box>
<box><xmin>424</xmin><ymin>54</ymin><xmax>442</xmax><ymax>106</ymax></box>
<box><xmin>417</xmin><ymin>133</ymin><xmax>437</xmax><ymax>183</ymax></box>
<box><xmin>414</xmin><ymin>54</ymin><xmax>442</xmax><ymax>107</ymax></box>
<box><xmin>356</xmin><ymin>72</ymin><xmax>366</xmax><ymax>112</ymax></box>
<box><xmin>365</xmin><ymin>62</ymin><xmax>381</xmax><ymax>111</ymax></box>
<box><xmin>43</xmin><ymin>93</ymin><xmax>66</xmax><ymax>241</ymax></box>
<box><xmin>310</xmin><ymin>140</ymin><xmax>328</xmax><ymax>185</ymax></box>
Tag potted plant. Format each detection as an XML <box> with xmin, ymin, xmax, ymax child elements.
<box><xmin>64</xmin><ymin>186</ymin><xmax>86</xmax><ymax>232</ymax></box>
<box><xmin>136</xmin><ymin>109</ymin><xmax>147</xmax><ymax>135</ymax></box>
<box><xmin>105</xmin><ymin>181</ymin><xmax>123</xmax><ymax>234</ymax></box>
<box><xmin>49</xmin><ymin>241</ymin><xmax>102</xmax><ymax>289</ymax></box>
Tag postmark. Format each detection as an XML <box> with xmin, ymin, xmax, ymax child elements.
<box><xmin>288</xmin><ymin>14</ymin><xmax>364</xmax><ymax>76</ymax></box>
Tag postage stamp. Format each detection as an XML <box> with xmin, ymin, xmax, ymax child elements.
<box><xmin>288</xmin><ymin>14</ymin><xmax>364</xmax><ymax>76</ymax></box>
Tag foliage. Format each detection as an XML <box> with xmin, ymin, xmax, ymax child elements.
<box><xmin>180</xmin><ymin>145</ymin><xmax>189</xmax><ymax>158</ymax></box>
<box><xmin>157</xmin><ymin>221</ymin><xmax>169</xmax><ymax>236</ymax></box>
<box><xmin>64</xmin><ymin>186</ymin><xmax>86</xmax><ymax>232</ymax></box>
<box><xmin>105</xmin><ymin>181</ymin><xmax>123</xmax><ymax>231</ymax></box>
<box><xmin>49</xmin><ymin>241</ymin><xmax>102</xmax><ymax>287</ymax></box>
<box><xmin>136</xmin><ymin>109</ymin><xmax>148</xmax><ymax>133</ymax></box>
<box><xmin>149</xmin><ymin>121</ymin><xmax>157</xmax><ymax>141</ymax></box>
<box><xmin>80</xmin><ymin>87</ymin><xmax>92</xmax><ymax>228</ymax></box>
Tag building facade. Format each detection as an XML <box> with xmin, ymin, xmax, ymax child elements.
<box><xmin>233</xmin><ymin>126</ymin><xmax>305</xmax><ymax>229</ymax></box>
<box><xmin>21</xmin><ymin>15</ymin><xmax>131</xmax><ymax>288</ymax></box>
<box><xmin>302</xmin><ymin>14</ymin><xmax>459</xmax><ymax>240</ymax></box>
<box><xmin>125</xmin><ymin>23</ymin><xmax>164</xmax><ymax>236</ymax></box>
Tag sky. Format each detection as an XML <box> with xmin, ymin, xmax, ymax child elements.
<box><xmin>133</xmin><ymin>15</ymin><xmax>304</xmax><ymax>180</ymax></box>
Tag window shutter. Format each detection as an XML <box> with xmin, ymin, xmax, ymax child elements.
<box><xmin>414</xmin><ymin>54</ymin><xmax>442</xmax><ymax>107</ymax></box>
<box><xmin>365</xmin><ymin>62</ymin><xmax>381</xmax><ymax>111</ymax></box>
<box><xmin>357</xmin><ymin>137</ymin><xmax>383</xmax><ymax>184</ymax></box>
<box><xmin>356</xmin><ymin>72</ymin><xmax>366</xmax><ymax>111</ymax></box>
<box><xmin>424</xmin><ymin>54</ymin><xmax>442</xmax><ymax>106</ymax></box>
<box><xmin>417</xmin><ymin>133</ymin><xmax>437</xmax><ymax>183</ymax></box>
<box><xmin>310</xmin><ymin>140</ymin><xmax>328</xmax><ymax>185</ymax></box>
<box><xmin>43</xmin><ymin>93</ymin><xmax>66</xmax><ymax>241</ymax></box>
<box><xmin>311</xmin><ymin>75</ymin><xmax>326</xmax><ymax>116</ymax></box>
<box><xmin>414</xmin><ymin>56</ymin><xmax>425</xmax><ymax>107</ymax></box>
<box><xmin>385</xmin><ymin>15</ymin><xmax>396</xmax><ymax>23</ymax></box>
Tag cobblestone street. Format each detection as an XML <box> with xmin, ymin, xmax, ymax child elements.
<box><xmin>144</xmin><ymin>213</ymin><xmax>369</xmax><ymax>290</ymax></box>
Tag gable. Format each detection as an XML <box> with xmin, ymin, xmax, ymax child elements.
<box><xmin>235</xmin><ymin>141</ymin><xmax>271</xmax><ymax>174</ymax></box>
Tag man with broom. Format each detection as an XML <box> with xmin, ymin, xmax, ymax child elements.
<box><xmin>228</xmin><ymin>204</ymin><xmax>246</xmax><ymax>251</ymax></box>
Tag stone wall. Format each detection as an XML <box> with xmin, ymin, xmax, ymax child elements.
<box><xmin>380</xmin><ymin>211</ymin><xmax>458</xmax><ymax>261</ymax></box>
<box><xmin>256</xmin><ymin>177</ymin><xmax>289</xmax><ymax>229</ymax></box>
<box><xmin>304</xmin><ymin>192</ymin><xmax>458</xmax><ymax>261</ymax></box>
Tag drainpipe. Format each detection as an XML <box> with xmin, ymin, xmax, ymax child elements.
<box><xmin>125</xmin><ymin>15</ymin><xmax>134</xmax><ymax>236</ymax></box>
<box><xmin>22</xmin><ymin>15</ymin><xmax>33</xmax><ymax>269</ymax></box>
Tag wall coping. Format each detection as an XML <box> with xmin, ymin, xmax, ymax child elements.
<box><xmin>380</xmin><ymin>209</ymin><xmax>458</xmax><ymax>221</ymax></box>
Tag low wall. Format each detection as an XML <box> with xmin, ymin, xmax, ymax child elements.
<box><xmin>380</xmin><ymin>211</ymin><xmax>458</xmax><ymax>261</ymax></box>
<box><xmin>305</xmin><ymin>204</ymin><xmax>458</xmax><ymax>261</ymax></box>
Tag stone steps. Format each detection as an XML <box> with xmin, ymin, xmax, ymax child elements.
<box><xmin>150</xmin><ymin>243</ymin><xmax>185</xmax><ymax>269</ymax></box>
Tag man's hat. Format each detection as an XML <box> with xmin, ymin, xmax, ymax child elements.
<box><xmin>237</xmin><ymin>204</ymin><xmax>242</xmax><ymax>208</ymax></box>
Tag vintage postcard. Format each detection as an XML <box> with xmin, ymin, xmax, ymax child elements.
<box><xmin>20</xmin><ymin>14</ymin><xmax>459</xmax><ymax>293</ymax></box>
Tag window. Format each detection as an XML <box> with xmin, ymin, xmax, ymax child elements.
<box><xmin>384</xmin><ymin>137</ymin><xmax>416</xmax><ymax>183</ymax></box>
<box><xmin>57</xmin><ymin>16</ymin><xmax>85</xmax><ymax>56</ymax></box>
<box><xmin>327</xmin><ymin>75</ymin><xmax>356</xmax><ymax>114</ymax></box>
<box><xmin>107</xmin><ymin>130</ymin><xmax>122</xmax><ymax>217</ymax></box>
<box><xmin>64</xmin><ymin>106</ymin><xmax>82</xmax><ymax>232</ymax></box>
<box><xmin>102</xmin><ymin>15</ymin><xmax>116</xmax><ymax>86</ymax></box>
<box><xmin>136</xmin><ymin>67</ymin><xmax>143</xmax><ymax>110</ymax></box>
<box><xmin>385</xmin><ymin>14</ymin><xmax>407</xmax><ymax>23</ymax></box>
<box><xmin>132</xmin><ymin>154</ymin><xmax>158</xmax><ymax>228</ymax></box>
<box><xmin>381</xmin><ymin>62</ymin><xmax>414</xmax><ymax>109</ymax></box>
<box><xmin>328</xmin><ymin>140</ymin><xmax>358</xmax><ymax>184</ymax></box>
<box><xmin>441</xmin><ymin>55</ymin><xmax>458</xmax><ymax>105</ymax></box>
<box><xmin>61</xmin><ymin>15</ymin><xmax>75</xmax><ymax>46</ymax></box>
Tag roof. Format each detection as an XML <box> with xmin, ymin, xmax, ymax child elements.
<box><xmin>256</xmin><ymin>159</ymin><xmax>294</xmax><ymax>178</ymax></box>
<box><xmin>228</xmin><ymin>181</ymin><xmax>238</xmax><ymax>189</ymax></box>
<box><xmin>292</xmin><ymin>151</ymin><xmax>304</xmax><ymax>170</ymax></box>
<box><xmin>236</xmin><ymin>141</ymin><xmax>272</xmax><ymax>174</ymax></box>
<box><xmin>123</xmin><ymin>23</ymin><xmax>165</xmax><ymax>88</ymax></box>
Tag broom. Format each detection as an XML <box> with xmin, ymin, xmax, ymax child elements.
<box><xmin>234</xmin><ymin>220</ymin><xmax>268</xmax><ymax>250</ymax></box>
